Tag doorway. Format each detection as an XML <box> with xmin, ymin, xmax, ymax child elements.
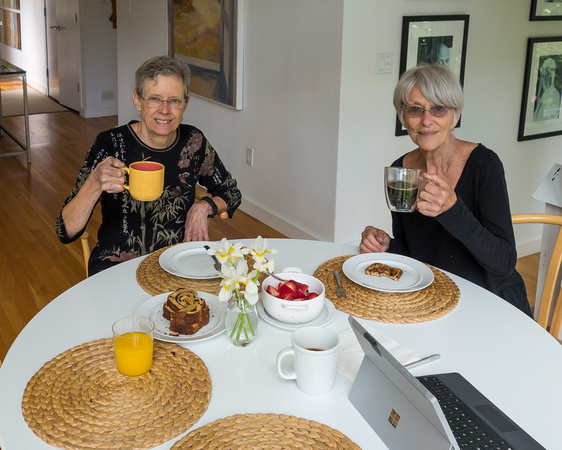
<box><xmin>45</xmin><ymin>0</ymin><xmax>81</xmax><ymax>111</ymax></box>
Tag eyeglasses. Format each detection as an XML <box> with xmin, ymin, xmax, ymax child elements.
<box><xmin>137</xmin><ymin>93</ymin><xmax>186</xmax><ymax>110</ymax></box>
<box><xmin>402</xmin><ymin>105</ymin><xmax>453</xmax><ymax>118</ymax></box>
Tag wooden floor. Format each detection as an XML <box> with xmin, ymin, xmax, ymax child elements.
<box><xmin>0</xmin><ymin>91</ymin><xmax>539</xmax><ymax>362</ymax></box>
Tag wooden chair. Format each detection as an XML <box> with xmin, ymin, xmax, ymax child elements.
<box><xmin>80</xmin><ymin>227</ymin><xmax>91</xmax><ymax>277</ymax></box>
<box><xmin>79</xmin><ymin>187</ymin><xmax>227</xmax><ymax>277</ymax></box>
<box><xmin>512</xmin><ymin>214</ymin><xmax>562</xmax><ymax>339</ymax></box>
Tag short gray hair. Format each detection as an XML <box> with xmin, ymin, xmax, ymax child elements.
<box><xmin>393</xmin><ymin>65</ymin><xmax>464</xmax><ymax>121</ymax></box>
<box><xmin>135</xmin><ymin>55</ymin><xmax>191</xmax><ymax>100</ymax></box>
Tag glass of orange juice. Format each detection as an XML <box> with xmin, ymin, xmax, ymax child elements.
<box><xmin>112</xmin><ymin>316</ymin><xmax>155</xmax><ymax>376</ymax></box>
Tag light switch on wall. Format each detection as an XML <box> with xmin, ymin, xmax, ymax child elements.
<box><xmin>375</xmin><ymin>52</ymin><xmax>393</xmax><ymax>75</ymax></box>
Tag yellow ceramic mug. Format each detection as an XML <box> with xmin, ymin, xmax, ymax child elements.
<box><xmin>123</xmin><ymin>161</ymin><xmax>164</xmax><ymax>201</ymax></box>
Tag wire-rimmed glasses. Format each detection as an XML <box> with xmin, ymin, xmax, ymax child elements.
<box><xmin>402</xmin><ymin>105</ymin><xmax>453</xmax><ymax>118</ymax></box>
<box><xmin>137</xmin><ymin>93</ymin><xmax>187</xmax><ymax>110</ymax></box>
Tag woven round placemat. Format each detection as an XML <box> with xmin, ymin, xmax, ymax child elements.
<box><xmin>22</xmin><ymin>338</ymin><xmax>212</xmax><ymax>450</ymax></box>
<box><xmin>171</xmin><ymin>413</ymin><xmax>361</xmax><ymax>449</ymax></box>
<box><xmin>137</xmin><ymin>246</ymin><xmax>223</xmax><ymax>296</ymax></box>
<box><xmin>314</xmin><ymin>255</ymin><xmax>460</xmax><ymax>323</ymax></box>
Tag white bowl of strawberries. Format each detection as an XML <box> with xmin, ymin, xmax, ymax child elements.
<box><xmin>261</xmin><ymin>268</ymin><xmax>325</xmax><ymax>323</ymax></box>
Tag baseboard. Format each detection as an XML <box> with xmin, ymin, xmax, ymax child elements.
<box><xmin>80</xmin><ymin>106</ymin><xmax>118</xmax><ymax>119</ymax></box>
<box><xmin>239</xmin><ymin>198</ymin><xmax>320</xmax><ymax>241</ymax></box>
<box><xmin>516</xmin><ymin>239</ymin><xmax>541</xmax><ymax>258</ymax></box>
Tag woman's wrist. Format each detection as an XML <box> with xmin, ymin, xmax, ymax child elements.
<box><xmin>199</xmin><ymin>196</ymin><xmax>218</xmax><ymax>218</ymax></box>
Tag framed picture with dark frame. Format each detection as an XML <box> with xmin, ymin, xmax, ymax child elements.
<box><xmin>518</xmin><ymin>36</ymin><xmax>562</xmax><ymax>141</ymax></box>
<box><xmin>530</xmin><ymin>0</ymin><xmax>562</xmax><ymax>21</ymax></box>
<box><xmin>395</xmin><ymin>15</ymin><xmax>470</xmax><ymax>136</ymax></box>
<box><xmin>168</xmin><ymin>0</ymin><xmax>244</xmax><ymax>110</ymax></box>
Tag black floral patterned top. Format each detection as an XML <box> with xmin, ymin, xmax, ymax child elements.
<box><xmin>56</xmin><ymin>121</ymin><xmax>242</xmax><ymax>276</ymax></box>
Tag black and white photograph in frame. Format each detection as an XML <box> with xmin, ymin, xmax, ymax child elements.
<box><xmin>396</xmin><ymin>15</ymin><xmax>470</xmax><ymax>136</ymax></box>
<box><xmin>518</xmin><ymin>37</ymin><xmax>562</xmax><ymax>141</ymax></box>
<box><xmin>530</xmin><ymin>0</ymin><xmax>562</xmax><ymax>21</ymax></box>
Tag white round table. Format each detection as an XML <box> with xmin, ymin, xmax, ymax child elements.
<box><xmin>1</xmin><ymin>239</ymin><xmax>560</xmax><ymax>449</ymax></box>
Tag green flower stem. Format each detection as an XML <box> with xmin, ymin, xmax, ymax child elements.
<box><xmin>229</xmin><ymin>298</ymin><xmax>255</xmax><ymax>341</ymax></box>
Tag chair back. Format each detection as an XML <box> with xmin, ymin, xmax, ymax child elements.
<box><xmin>80</xmin><ymin>227</ymin><xmax>91</xmax><ymax>277</ymax></box>
<box><xmin>512</xmin><ymin>214</ymin><xmax>562</xmax><ymax>338</ymax></box>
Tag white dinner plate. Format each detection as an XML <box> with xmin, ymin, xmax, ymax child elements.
<box><xmin>257</xmin><ymin>299</ymin><xmax>336</xmax><ymax>331</ymax></box>
<box><xmin>342</xmin><ymin>253</ymin><xmax>434</xmax><ymax>292</ymax></box>
<box><xmin>136</xmin><ymin>291</ymin><xmax>226</xmax><ymax>343</ymax></box>
<box><xmin>159</xmin><ymin>242</ymin><xmax>219</xmax><ymax>279</ymax></box>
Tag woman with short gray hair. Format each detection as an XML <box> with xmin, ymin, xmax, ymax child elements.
<box><xmin>56</xmin><ymin>55</ymin><xmax>241</xmax><ymax>276</ymax></box>
<box><xmin>360</xmin><ymin>64</ymin><xmax>531</xmax><ymax>316</ymax></box>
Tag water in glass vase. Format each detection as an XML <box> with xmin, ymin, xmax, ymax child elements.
<box><xmin>225</xmin><ymin>298</ymin><xmax>258</xmax><ymax>347</ymax></box>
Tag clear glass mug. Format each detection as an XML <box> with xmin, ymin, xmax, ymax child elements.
<box><xmin>384</xmin><ymin>166</ymin><xmax>424</xmax><ymax>213</ymax></box>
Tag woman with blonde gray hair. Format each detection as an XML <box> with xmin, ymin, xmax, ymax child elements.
<box><xmin>360</xmin><ymin>64</ymin><xmax>531</xmax><ymax>316</ymax></box>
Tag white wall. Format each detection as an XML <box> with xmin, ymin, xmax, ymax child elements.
<box><xmin>79</xmin><ymin>0</ymin><xmax>118</xmax><ymax>118</ymax></box>
<box><xmin>116</xmin><ymin>0</ymin><xmax>169</xmax><ymax>120</ymax></box>
<box><xmin>114</xmin><ymin>0</ymin><xmax>561</xmax><ymax>254</ymax></box>
<box><xmin>117</xmin><ymin>0</ymin><xmax>344</xmax><ymax>241</ymax></box>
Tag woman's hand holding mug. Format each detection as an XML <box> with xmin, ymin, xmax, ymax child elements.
<box><xmin>416</xmin><ymin>172</ymin><xmax>457</xmax><ymax>217</ymax></box>
<box><xmin>90</xmin><ymin>157</ymin><xmax>126</xmax><ymax>194</ymax></box>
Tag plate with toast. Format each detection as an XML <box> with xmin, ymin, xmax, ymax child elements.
<box><xmin>342</xmin><ymin>253</ymin><xmax>434</xmax><ymax>292</ymax></box>
<box><xmin>136</xmin><ymin>290</ymin><xmax>227</xmax><ymax>342</ymax></box>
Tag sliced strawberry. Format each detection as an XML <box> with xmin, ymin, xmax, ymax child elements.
<box><xmin>294</xmin><ymin>282</ymin><xmax>309</xmax><ymax>299</ymax></box>
<box><xmin>282</xmin><ymin>280</ymin><xmax>297</xmax><ymax>293</ymax></box>
<box><xmin>279</xmin><ymin>283</ymin><xmax>296</xmax><ymax>300</ymax></box>
<box><xmin>305</xmin><ymin>292</ymin><xmax>319</xmax><ymax>300</ymax></box>
<box><xmin>266</xmin><ymin>285</ymin><xmax>280</xmax><ymax>297</ymax></box>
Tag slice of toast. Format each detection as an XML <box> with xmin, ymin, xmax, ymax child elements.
<box><xmin>365</xmin><ymin>263</ymin><xmax>403</xmax><ymax>281</ymax></box>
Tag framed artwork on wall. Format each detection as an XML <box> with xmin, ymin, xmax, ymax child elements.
<box><xmin>168</xmin><ymin>0</ymin><xmax>244</xmax><ymax>110</ymax></box>
<box><xmin>530</xmin><ymin>0</ymin><xmax>562</xmax><ymax>21</ymax></box>
<box><xmin>396</xmin><ymin>15</ymin><xmax>470</xmax><ymax>136</ymax></box>
<box><xmin>0</xmin><ymin>0</ymin><xmax>21</xmax><ymax>50</ymax></box>
<box><xmin>518</xmin><ymin>37</ymin><xmax>562</xmax><ymax>141</ymax></box>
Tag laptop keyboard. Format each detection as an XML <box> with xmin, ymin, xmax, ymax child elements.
<box><xmin>417</xmin><ymin>376</ymin><xmax>513</xmax><ymax>450</ymax></box>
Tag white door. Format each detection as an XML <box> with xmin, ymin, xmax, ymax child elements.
<box><xmin>46</xmin><ymin>0</ymin><xmax>81</xmax><ymax>111</ymax></box>
<box><xmin>46</xmin><ymin>0</ymin><xmax>59</xmax><ymax>101</ymax></box>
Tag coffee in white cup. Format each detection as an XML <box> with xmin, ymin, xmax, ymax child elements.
<box><xmin>276</xmin><ymin>326</ymin><xmax>339</xmax><ymax>396</ymax></box>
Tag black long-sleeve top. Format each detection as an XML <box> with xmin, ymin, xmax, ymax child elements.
<box><xmin>56</xmin><ymin>122</ymin><xmax>241</xmax><ymax>276</ymax></box>
<box><xmin>388</xmin><ymin>144</ymin><xmax>531</xmax><ymax>316</ymax></box>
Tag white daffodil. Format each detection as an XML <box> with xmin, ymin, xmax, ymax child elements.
<box><xmin>208</xmin><ymin>238</ymin><xmax>249</xmax><ymax>265</ymax></box>
<box><xmin>211</xmin><ymin>238</ymin><xmax>278</xmax><ymax>343</ymax></box>
<box><xmin>250</xmin><ymin>236</ymin><xmax>278</xmax><ymax>261</ymax></box>
<box><xmin>217</xmin><ymin>259</ymin><xmax>246</xmax><ymax>302</ymax></box>
<box><xmin>252</xmin><ymin>257</ymin><xmax>275</xmax><ymax>274</ymax></box>
<box><xmin>244</xmin><ymin>278</ymin><xmax>259</xmax><ymax>305</ymax></box>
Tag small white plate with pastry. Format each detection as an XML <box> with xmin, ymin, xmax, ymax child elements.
<box><xmin>342</xmin><ymin>253</ymin><xmax>434</xmax><ymax>293</ymax></box>
<box><xmin>136</xmin><ymin>290</ymin><xmax>226</xmax><ymax>343</ymax></box>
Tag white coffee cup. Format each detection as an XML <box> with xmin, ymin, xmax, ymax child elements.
<box><xmin>276</xmin><ymin>326</ymin><xmax>340</xmax><ymax>396</ymax></box>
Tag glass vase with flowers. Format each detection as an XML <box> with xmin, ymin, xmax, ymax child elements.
<box><xmin>207</xmin><ymin>237</ymin><xmax>277</xmax><ymax>346</ymax></box>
